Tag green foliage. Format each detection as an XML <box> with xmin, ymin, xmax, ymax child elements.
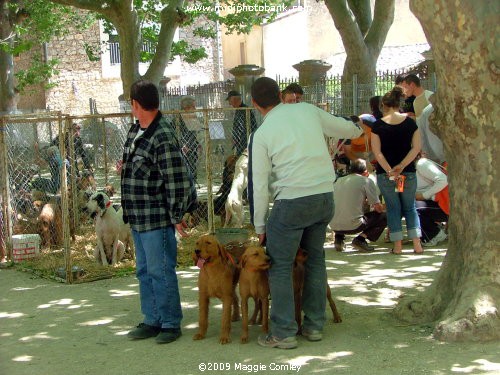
<box><xmin>97</xmin><ymin>0</ymin><xmax>293</xmax><ymax>65</ymax></box>
<box><xmin>83</xmin><ymin>42</ymin><xmax>102</xmax><ymax>62</ymax></box>
<box><xmin>14</xmin><ymin>57</ymin><xmax>60</xmax><ymax>92</ymax></box>
<box><xmin>171</xmin><ymin>40</ymin><xmax>208</xmax><ymax>63</ymax></box>
<box><xmin>1</xmin><ymin>0</ymin><xmax>96</xmax><ymax>94</ymax></box>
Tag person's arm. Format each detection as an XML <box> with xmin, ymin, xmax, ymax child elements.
<box><xmin>371</xmin><ymin>132</ymin><xmax>392</xmax><ymax>174</ymax></box>
<box><xmin>249</xmin><ymin>132</ymin><xmax>271</xmax><ymax>235</ymax></box>
<box><xmin>416</xmin><ymin>158</ymin><xmax>448</xmax><ymax>200</ymax></box>
<box><xmin>317</xmin><ymin>106</ymin><xmax>363</xmax><ymax>139</ymax></box>
<box><xmin>157</xmin><ymin>130</ymin><xmax>196</xmax><ymax>225</ymax></box>
<box><xmin>391</xmin><ymin>129</ymin><xmax>422</xmax><ymax>175</ymax></box>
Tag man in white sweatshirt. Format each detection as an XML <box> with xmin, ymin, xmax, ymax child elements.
<box><xmin>248</xmin><ymin>77</ymin><xmax>363</xmax><ymax>349</ymax></box>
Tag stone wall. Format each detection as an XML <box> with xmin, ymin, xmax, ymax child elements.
<box><xmin>16</xmin><ymin>15</ymin><xmax>221</xmax><ymax>115</ymax></box>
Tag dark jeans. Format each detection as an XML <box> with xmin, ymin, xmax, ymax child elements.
<box><xmin>266</xmin><ymin>192</ymin><xmax>334</xmax><ymax>339</ymax></box>
<box><xmin>334</xmin><ymin>211</ymin><xmax>387</xmax><ymax>242</ymax></box>
<box><xmin>416</xmin><ymin>200</ymin><xmax>448</xmax><ymax>241</ymax></box>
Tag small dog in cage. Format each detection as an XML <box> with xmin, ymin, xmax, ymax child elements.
<box><xmin>38</xmin><ymin>202</ymin><xmax>63</xmax><ymax>248</ymax></box>
<box><xmin>85</xmin><ymin>192</ymin><xmax>132</xmax><ymax>266</ymax></box>
<box><xmin>225</xmin><ymin>151</ymin><xmax>248</xmax><ymax>228</ymax></box>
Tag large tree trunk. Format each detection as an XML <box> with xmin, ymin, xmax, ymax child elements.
<box><xmin>0</xmin><ymin>0</ymin><xmax>17</xmax><ymax>113</ymax></box>
<box><xmin>394</xmin><ymin>0</ymin><xmax>500</xmax><ymax>342</ymax></box>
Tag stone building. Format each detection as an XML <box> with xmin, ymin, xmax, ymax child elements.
<box><xmin>16</xmin><ymin>17</ymin><xmax>221</xmax><ymax>115</ymax></box>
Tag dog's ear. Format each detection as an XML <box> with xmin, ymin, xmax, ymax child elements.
<box><xmin>95</xmin><ymin>193</ymin><xmax>106</xmax><ymax>210</ymax></box>
<box><xmin>240</xmin><ymin>253</ymin><xmax>247</xmax><ymax>269</ymax></box>
<box><xmin>218</xmin><ymin>242</ymin><xmax>228</xmax><ymax>259</ymax></box>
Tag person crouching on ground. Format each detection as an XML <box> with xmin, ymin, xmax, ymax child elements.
<box><xmin>330</xmin><ymin>158</ymin><xmax>387</xmax><ymax>252</ymax></box>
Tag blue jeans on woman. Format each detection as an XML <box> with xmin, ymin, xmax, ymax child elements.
<box><xmin>266</xmin><ymin>192</ymin><xmax>334</xmax><ymax>339</ymax></box>
<box><xmin>377</xmin><ymin>172</ymin><xmax>421</xmax><ymax>242</ymax></box>
<box><xmin>132</xmin><ymin>226</ymin><xmax>182</xmax><ymax>329</ymax></box>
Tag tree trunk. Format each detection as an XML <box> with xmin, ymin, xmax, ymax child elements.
<box><xmin>394</xmin><ymin>0</ymin><xmax>500</xmax><ymax>342</ymax></box>
<box><xmin>112</xmin><ymin>9</ymin><xmax>141</xmax><ymax>99</ymax></box>
<box><xmin>0</xmin><ymin>0</ymin><xmax>16</xmax><ymax>113</ymax></box>
<box><xmin>325</xmin><ymin>0</ymin><xmax>395</xmax><ymax>114</ymax></box>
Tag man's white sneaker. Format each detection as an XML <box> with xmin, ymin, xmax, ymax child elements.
<box><xmin>423</xmin><ymin>229</ymin><xmax>447</xmax><ymax>247</ymax></box>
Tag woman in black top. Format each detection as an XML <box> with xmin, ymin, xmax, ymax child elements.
<box><xmin>371</xmin><ymin>87</ymin><xmax>423</xmax><ymax>254</ymax></box>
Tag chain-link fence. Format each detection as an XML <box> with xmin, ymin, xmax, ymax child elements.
<box><xmin>0</xmin><ymin>107</ymin><xmax>258</xmax><ymax>282</ymax></box>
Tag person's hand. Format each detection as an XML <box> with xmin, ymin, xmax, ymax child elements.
<box><xmin>388</xmin><ymin>164</ymin><xmax>403</xmax><ymax>177</ymax></box>
<box><xmin>115</xmin><ymin>160</ymin><xmax>123</xmax><ymax>174</ymax></box>
<box><xmin>258</xmin><ymin>233</ymin><xmax>266</xmax><ymax>246</ymax></box>
<box><xmin>175</xmin><ymin>220</ymin><xmax>189</xmax><ymax>238</ymax></box>
<box><xmin>415</xmin><ymin>192</ymin><xmax>425</xmax><ymax>201</ymax></box>
<box><xmin>373</xmin><ymin>202</ymin><xmax>385</xmax><ymax>213</ymax></box>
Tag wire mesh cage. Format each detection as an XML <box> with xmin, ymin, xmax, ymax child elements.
<box><xmin>0</xmin><ymin>108</ymin><xmax>258</xmax><ymax>282</ymax></box>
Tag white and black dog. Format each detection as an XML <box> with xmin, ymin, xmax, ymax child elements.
<box><xmin>224</xmin><ymin>151</ymin><xmax>248</xmax><ymax>228</ymax></box>
<box><xmin>86</xmin><ymin>192</ymin><xmax>132</xmax><ymax>266</ymax></box>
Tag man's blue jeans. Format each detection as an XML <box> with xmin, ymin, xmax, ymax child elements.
<box><xmin>132</xmin><ymin>226</ymin><xmax>182</xmax><ymax>329</ymax></box>
<box><xmin>266</xmin><ymin>192</ymin><xmax>334</xmax><ymax>339</ymax></box>
<box><xmin>377</xmin><ymin>172</ymin><xmax>421</xmax><ymax>241</ymax></box>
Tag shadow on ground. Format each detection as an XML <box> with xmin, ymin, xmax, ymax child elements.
<box><xmin>1</xmin><ymin>240</ymin><xmax>499</xmax><ymax>375</ymax></box>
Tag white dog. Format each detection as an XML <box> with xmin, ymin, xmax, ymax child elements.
<box><xmin>86</xmin><ymin>192</ymin><xmax>132</xmax><ymax>266</ymax></box>
<box><xmin>225</xmin><ymin>151</ymin><xmax>248</xmax><ymax>227</ymax></box>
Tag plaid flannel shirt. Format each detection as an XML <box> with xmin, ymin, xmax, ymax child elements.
<box><xmin>121</xmin><ymin>112</ymin><xmax>196</xmax><ymax>232</ymax></box>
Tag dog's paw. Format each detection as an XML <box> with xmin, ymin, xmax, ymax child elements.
<box><xmin>192</xmin><ymin>333</ymin><xmax>205</xmax><ymax>341</ymax></box>
<box><xmin>333</xmin><ymin>314</ymin><xmax>342</xmax><ymax>323</ymax></box>
<box><xmin>240</xmin><ymin>335</ymin><xmax>248</xmax><ymax>344</ymax></box>
<box><xmin>219</xmin><ymin>336</ymin><xmax>231</xmax><ymax>345</ymax></box>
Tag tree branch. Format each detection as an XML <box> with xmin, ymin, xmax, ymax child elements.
<box><xmin>347</xmin><ymin>0</ymin><xmax>372</xmax><ymax>37</ymax></box>
<box><xmin>143</xmin><ymin>0</ymin><xmax>185</xmax><ymax>84</ymax></box>
<box><xmin>48</xmin><ymin>0</ymin><xmax>117</xmax><ymax>17</ymax></box>
<box><xmin>324</xmin><ymin>0</ymin><xmax>366</xmax><ymax>55</ymax></box>
<box><xmin>365</xmin><ymin>0</ymin><xmax>395</xmax><ymax>58</ymax></box>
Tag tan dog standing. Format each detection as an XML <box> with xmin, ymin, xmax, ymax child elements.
<box><xmin>239</xmin><ymin>245</ymin><xmax>270</xmax><ymax>343</ymax></box>
<box><xmin>192</xmin><ymin>234</ymin><xmax>240</xmax><ymax>344</ymax></box>
<box><xmin>294</xmin><ymin>248</ymin><xmax>342</xmax><ymax>333</ymax></box>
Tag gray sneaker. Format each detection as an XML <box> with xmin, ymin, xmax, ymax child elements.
<box><xmin>302</xmin><ymin>329</ymin><xmax>322</xmax><ymax>342</ymax></box>
<box><xmin>258</xmin><ymin>334</ymin><xmax>297</xmax><ymax>349</ymax></box>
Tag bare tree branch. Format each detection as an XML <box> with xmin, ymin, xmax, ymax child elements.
<box><xmin>347</xmin><ymin>0</ymin><xmax>372</xmax><ymax>36</ymax></box>
<box><xmin>365</xmin><ymin>0</ymin><xmax>395</xmax><ymax>58</ymax></box>
<box><xmin>143</xmin><ymin>0</ymin><xmax>185</xmax><ymax>84</ymax></box>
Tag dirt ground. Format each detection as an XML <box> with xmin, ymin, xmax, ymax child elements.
<box><xmin>1</xmin><ymin>239</ymin><xmax>499</xmax><ymax>375</ymax></box>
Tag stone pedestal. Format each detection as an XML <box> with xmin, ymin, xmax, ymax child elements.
<box><xmin>292</xmin><ymin>60</ymin><xmax>332</xmax><ymax>87</ymax></box>
<box><xmin>228</xmin><ymin>64</ymin><xmax>265</xmax><ymax>105</ymax></box>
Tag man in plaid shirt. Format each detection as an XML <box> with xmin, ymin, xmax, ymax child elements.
<box><xmin>123</xmin><ymin>80</ymin><xmax>196</xmax><ymax>344</ymax></box>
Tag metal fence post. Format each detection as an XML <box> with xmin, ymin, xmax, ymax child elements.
<box><xmin>0</xmin><ymin>117</ymin><xmax>13</xmax><ymax>261</ymax></box>
<box><xmin>204</xmin><ymin>109</ymin><xmax>215</xmax><ymax>234</ymax></box>
<box><xmin>60</xmin><ymin>115</ymin><xmax>72</xmax><ymax>283</ymax></box>
<box><xmin>352</xmin><ymin>74</ymin><xmax>358</xmax><ymax>116</ymax></box>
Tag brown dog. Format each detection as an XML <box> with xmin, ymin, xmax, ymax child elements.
<box><xmin>38</xmin><ymin>203</ymin><xmax>63</xmax><ymax>248</ymax></box>
<box><xmin>192</xmin><ymin>234</ymin><xmax>240</xmax><ymax>344</ymax></box>
<box><xmin>238</xmin><ymin>245</ymin><xmax>270</xmax><ymax>343</ymax></box>
<box><xmin>294</xmin><ymin>248</ymin><xmax>342</xmax><ymax>333</ymax></box>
